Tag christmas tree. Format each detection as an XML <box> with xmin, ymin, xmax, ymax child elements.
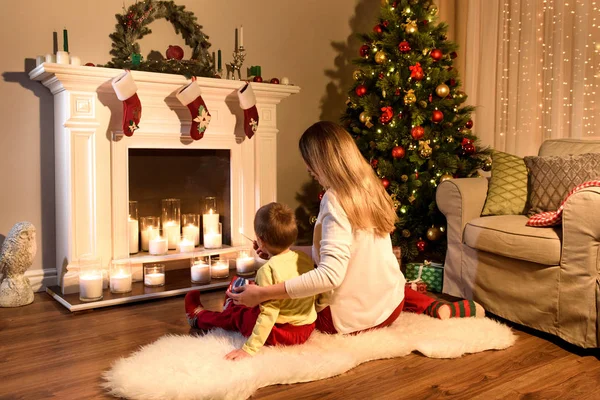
<box><xmin>343</xmin><ymin>0</ymin><xmax>490</xmax><ymax>262</ymax></box>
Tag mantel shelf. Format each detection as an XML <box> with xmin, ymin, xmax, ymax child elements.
<box><xmin>127</xmin><ymin>244</ymin><xmax>253</xmax><ymax>264</ymax></box>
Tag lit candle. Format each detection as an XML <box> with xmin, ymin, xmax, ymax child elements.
<box><xmin>211</xmin><ymin>260</ymin><xmax>229</xmax><ymax>279</ymax></box>
<box><xmin>128</xmin><ymin>217</ymin><xmax>139</xmax><ymax>254</ymax></box>
<box><xmin>148</xmin><ymin>235</ymin><xmax>168</xmax><ymax>255</ymax></box>
<box><xmin>63</xmin><ymin>28</ymin><xmax>69</xmax><ymax>52</ymax></box>
<box><xmin>202</xmin><ymin>209</ymin><xmax>219</xmax><ymax>233</ymax></box>
<box><xmin>182</xmin><ymin>224</ymin><xmax>200</xmax><ymax>246</ymax></box>
<box><xmin>141</xmin><ymin>225</ymin><xmax>159</xmax><ymax>251</ymax></box>
<box><xmin>236</xmin><ymin>251</ymin><xmax>256</xmax><ymax>275</ymax></box>
<box><xmin>203</xmin><ymin>231</ymin><xmax>222</xmax><ymax>249</ymax></box>
<box><xmin>163</xmin><ymin>220</ymin><xmax>180</xmax><ymax>250</ymax></box>
<box><xmin>110</xmin><ymin>271</ymin><xmax>132</xmax><ymax>293</ymax></box>
<box><xmin>177</xmin><ymin>237</ymin><xmax>195</xmax><ymax>253</ymax></box>
<box><xmin>191</xmin><ymin>261</ymin><xmax>210</xmax><ymax>283</ymax></box>
<box><xmin>239</xmin><ymin>25</ymin><xmax>244</xmax><ymax>48</ymax></box>
<box><xmin>144</xmin><ymin>272</ymin><xmax>165</xmax><ymax>287</ymax></box>
<box><xmin>218</xmin><ymin>49</ymin><xmax>222</xmax><ymax>70</ymax></box>
<box><xmin>79</xmin><ymin>274</ymin><xmax>103</xmax><ymax>301</ymax></box>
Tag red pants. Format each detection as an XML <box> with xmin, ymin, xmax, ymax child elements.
<box><xmin>315</xmin><ymin>287</ymin><xmax>436</xmax><ymax>334</ymax></box>
<box><xmin>195</xmin><ymin>304</ymin><xmax>315</xmax><ymax>347</ymax></box>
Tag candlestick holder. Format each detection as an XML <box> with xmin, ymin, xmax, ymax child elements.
<box><xmin>226</xmin><ymin>46</ymin><xmax>246</xmax><ymax>80</ymax></box>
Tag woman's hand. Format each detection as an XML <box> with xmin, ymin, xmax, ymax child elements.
<box><xmin>253</xmin><ymin>240</ymin><xmax>270</xmax><ymax>260</ymax></box>
<box><xmin>224</xmin><ymin>348</ymin><xmax>251</xmax><ymax>361</ymax></box>
<box><xmin>226</xmin><ymin>283</ymin><xmax>264</xmax><ymax>307</ymax></box>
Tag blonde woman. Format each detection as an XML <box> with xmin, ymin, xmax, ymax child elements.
<box><xmin>228</xmin><ymin>121</ymin><xmax>484</xmax><ymax>334</ymax></box>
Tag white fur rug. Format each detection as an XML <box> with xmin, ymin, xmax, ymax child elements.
<box><xmin>103</xmin><ymin>313</ymin><xmax>515</xmax><ymax>400</ymax></box>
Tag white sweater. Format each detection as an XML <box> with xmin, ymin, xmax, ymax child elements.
<box><xmin>285</xmin><ymin>191</ymin><xmax>405</xmax><ymax>334</ymax></box>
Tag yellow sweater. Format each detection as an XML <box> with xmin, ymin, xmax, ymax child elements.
<box><xmin>242</xmin><ymin>250</ymin><xmax>317</xmax><ymax>355</ymax></box>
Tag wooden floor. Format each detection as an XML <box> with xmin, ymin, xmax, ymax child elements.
<box><xmin>1</xmin><ymin>292</ymin><xmax>599</xmax><ymax>400</ymax></box>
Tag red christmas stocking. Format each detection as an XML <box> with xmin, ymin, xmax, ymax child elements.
<box><xmin>237</xmin><ymin>83</ymin><xmax>259</xmax><ymax>139</ymax></box>
<box><xmin>111</xmin><ymin>71</ymin><xmax>141</xmax><ymax>136</ymax></box>
<box><xmin>176</xmin><ymin>81</ymin><xmax>211</xmax><ymax>140</ymax></box>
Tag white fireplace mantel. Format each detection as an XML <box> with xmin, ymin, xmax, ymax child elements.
<box><xmin>29</xmin><ymin>64</ymin><xmax>299</xmax><ymax>288</ymax></box>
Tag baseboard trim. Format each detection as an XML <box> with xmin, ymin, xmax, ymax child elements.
<box><xmin>25</xmin><ymin>268</ymin><xmax>58</xmax><ymax>292</ymax></box>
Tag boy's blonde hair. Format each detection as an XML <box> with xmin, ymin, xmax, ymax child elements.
<box><xmin>299</xmin><ymin>121</ymin><xmax>398</xmax><ymax>236</ymax></box>
<box><xmin>254</xmin><ymin>202</ymin><xmax>298</xmax><ymax>254</ymax></box>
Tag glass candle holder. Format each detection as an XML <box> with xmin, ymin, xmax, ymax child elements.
<box><xmin>177</xmin><ymin>235</ymin><xmax>195</xmax><ymax>253</ymax></box>
<box><xmin>236</xmin><ymin>250</ymin><xmax>256</xmax><ymax>276</ymax></box>
<box><xmin>78</xmin><ymin>256</ymin><xmax>104</xmax><ymax>302</ymax></box>
<box><xmin>110</xmin><ymin>259</ymin><xmax>132</xmax><ymax>294</ymax></box>
<box><xmin>128</xmin><ymin>201</ymin><xmax>139</xmax><ymax>254</ymax></box>
<box><xmin>203</xmin><ymin>197</ymin><xmax>219</xmax><ymax>237</ymax></box>
<box><xmin>181</xmin><ymin>213</ymin><xmax>200</xmax><ymax>246</ymax></box>
<box><xmin>144</xmin><ymin>264</ymin><xmax>165</xmax><ymax>287</ymax></box>
<box><xmin>162</xmin><ymin>199</ymin><xmax>181</xmax><ymax>250</ymax></box>
<box><xmin>148</xmin><ymin>229</ymin><xmax>168</xmax><ymax>256</ymax></box>
<box><xmin>203</xmin><ymin>222</ymin><xmax>222</xmax><ymax>249</ymax></box>
<box><xmin>211</xmin><ymin>258</ymin><xmax>229</xmax><ymax>279</ymax></box>
<box><xmin>140</xmin><ymin>216</ymin><xmax>160</xmax><ymax>251</ymax></box>
<box><xmin>190</xmin><ymin>255</ymin><xmax>211</xmax><ymax>284</ymax></box>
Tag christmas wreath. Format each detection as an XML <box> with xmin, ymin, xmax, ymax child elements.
<box><xmin>104</xmin><ymin>0</ymin><xmax>215</xmax><ymax>78</ymax></box>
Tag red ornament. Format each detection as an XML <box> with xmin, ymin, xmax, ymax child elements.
<box><xmin>411</xmin><ymin>126</ymin><xmax>425</xmax><ymax>140</ymax></box>
<box><xmin>373</xmin><ymin>24</ymin><xmax>383</xmax><ymax>34</ymax></box>
<box><xmin>421</xmin><ymin>20</ymin><xmax>429</xmax><ymax>25</ymax></box>
<box><xmin>430</xmin><ymin>49</ymin><xmax>443</xmax><ymax>61</ymax></box>
<box><xmin>450</xmin><ymin>51</ymin><xmax>458</xmax><ymax>59</ymax></box>
<box><xmin>432</xmin><ymin>110</ymin><xmax>444</xmax><ymax>123</ymax></box>
<box><xmin>379</xmin><ymin>72</ymin><xmax>384</xmax><ymax>79</ymax></box>
<box><xmin>355</xmin><ymin>84</ymin><xmax>367</xmax><ymax>97</ymax></box>
<box><xmin>379</xmin><ymin>106</ymin><xmax>394</xmax><ymax>124</ymax></box>
<box><xmin>392</xmin><ymin>1</ymin><xmax>398</xmax><ymax>7</ymax></box>
<box><xmin>84</xmin><ymin>62</ymin><xmax>95</xmax><ymax>67</ymax></box>
<box><xmin>381</xmin><ymin>177</ymin><xmax>390</xmax><ymax>189</ymax></box>
<box><xmin>270</xmin><ymin>78</ymin><xmax>280</xmax><ymax>84</ymax></box>
<box><xmin>398</xmin><ymin>41</ymin><xmax>411</xmax><ymax>53</ymax></box>
<box><xmin>449</xmin><ymin>78</ymin><xmax>457</xmax><ymax>87</ymax></box>
<box><xmin>166</xmin><ymin>45</ymin><xmax>184</xmax><ymax>60</ymax></box>
<box><xmin>395</xmin><ymin>88</ymin><xmax>401</xmax><ymax>96</ymax></box>
<box><xmin>465</xmin><ymin>119</ymin><xmax>474</xmax><ymax>129</ymax></box>
<box><xmin>462</xmin><ymin>138</ymin><xmax>473</xmax><ymax>146</ymax></box>
<box><xmin>462</xmin><ymin>143</ymin><xmax>476</xmax><ymax>155</ymax></box>
<box><xmin>253</xmin><ymin>76</ymin><xmax>263</xmax><ymax>83</ymax></box>
<box><xmin>397</xmin><ymin>111</ymin><xmax>403</xmax><ymax>119</ymax></box>
<box><xmin>359</xmin><ymin>44</ymin><xmax>371</xmax><ymax>58</ymax></box>
<box><xmin>370</xmin><ymin>158</ymin><xmax>379</xmax><ymax>169</ymax></box>
<box><xmin>416</xmin><ymin>239</ymin><xmax>427</xmax><ymax>252</ymax></box>
<box><xmin>391</xmin><ymin>146</ymin><xmax>406</xmax><ymax>159</ymax></box>
<box><xmin>318</xmin><ymin>190</ymin><xmax>326</xmax><ymax>201</ymax></box>
<box><xmin>428</xmin><ymin>93</ymin><xmax>433</xmax><ymax>102</ymax></box>
<box><xmin>383</xmin><ymin>20</ymin><xmax>390</xmax><ymax>27</ymax></box>
<box><xmin>409</xmin><ymin>62</ymin><xmax>424</xmax><ymax>81</ymax></box>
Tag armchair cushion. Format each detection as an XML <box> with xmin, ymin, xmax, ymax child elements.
<box><xmin>464</xmin><ymin>215</ymin><xmax>562</xmax><ymax>265</ymax></box>
<box><xmin>481</xmin><ymin>151</ymin><xmax>528</xmax><ymax>216</ymax></box>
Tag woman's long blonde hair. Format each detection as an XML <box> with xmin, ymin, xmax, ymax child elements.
<box><xmin>299</xmin><ymin>121</ymin><xmax>397</xmax><ymax>236</ymax></box>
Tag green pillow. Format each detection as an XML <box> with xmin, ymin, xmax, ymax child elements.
<box><xmin>481</xmin><ymin>151</ymin><xmax>528</xmax><ymax>216</ymax></box>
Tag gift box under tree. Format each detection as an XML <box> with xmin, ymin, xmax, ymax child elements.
<box><xmin>405</xmin><ymin>261</ymin><xmax>444</xmax><ymax>292</ymax></box>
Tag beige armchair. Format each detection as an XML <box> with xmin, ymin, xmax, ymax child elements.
<box><xmin>436</xmin><ymin>139</ymin><xmax>600</xmax><ymax>348</ymax></box>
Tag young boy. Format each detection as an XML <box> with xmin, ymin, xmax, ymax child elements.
<box><xmin>184</xmin><ymin>202</ymin><xmax>317</xmax><ymax>361</ymax></box>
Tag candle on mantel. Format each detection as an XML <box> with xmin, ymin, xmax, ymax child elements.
<box><xmin>239</xmin><ymin>25</ymin><xmax>244</xmax><ymax>48</ymax></box>
<box><xmin>191</xmin><ymin>261</ymin><xmax>210</xmax><ymax>284</ymax></box>
<box><xmin>177</xmin><ymin>237</ymin><xmax>195</xmax><ymax>253</ymax></box>
<box><xmin>141</xmin><ymin>225</ymin><xmax>159</xmax><ymax>251</ymax></box>
<box><xmin>128</xmin><ymin>217</ymin><xmax>139</xmax><ymax>254</ymax></box>
<box><xmin>203</xmin><ymin>209</ymin><xmax>219</xmax><ymax>233</ymax></box>
<box><xmin>203</xmin><ymin>230</ymin><xmax>222</xmax><ymax>249</ymax></box>
<box><xmin>218</xmin><ymin>49</ymin><xmax>222</xmax><ymax>70</ymax></box>
<box><xmin>211</xmin><ymin>260</ymin><xmax>229</xmax><ymax>279</ymax></box>
<box><xmin>148</xmin><ymin>235</ymin><xmax>168</xmax><ymax>255</ymax></box>
<box><xmin>144</xmin><ymin>272</ymin><xmax>165</xmax><ymax>287</ymax></box>
<box><xmin>110</xmin><ymin>271</ymin><xmax>132</xmax><ymax>293</ymax></box>
<box><xmin>79</xmin><ymin>274</ymin><xmax>103</xmax><ymax>301</ymax></box>
<box><xmin>163</xmin><ymin>220</ymin><xmax>180</xmax><ymax>250</ymax></box>
<box><xmin>234</xmin><ymin>27</ymin><xmax>238</xmax><ymax>50</ymax></box>
<box><xmin>236</xmin><ymin>250</ymin><xmax>256</xmax><ymax>276</ymax></box>
<box><xmin>63</xmin><ymin>28</ymin><xmax>69</xmax><ymax>52</ymax></box>
<box><xmin>182</xmin><ymin>224</ymin><xmax>200</xmax><ymax>246</ymax></box>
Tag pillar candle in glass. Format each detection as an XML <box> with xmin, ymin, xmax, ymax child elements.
<box><xmin>78</xmin><ymin>256</ymin><xmax>104</xmax><ymax>302</ymax></box>
<box><xmin>128</xmin><ymin>201</ymin><xmax>139</xmax><ymax>254</ymax></box>
<box><xmin>190</xmin><ymin>255</ymin><xmax>211</xmax><ymax>284</ymax></box>
<box><xmin>140</xmin><ymin>216</ymin><xmax>160</xmax><ymax>251</ymax></box>
<box><xmin>211</xmin><ymin>258</ymin><xmax>229</xmax><ymax>279</ymax></box>
<box><xmin>148</xmin><ymin>230</ymin><xmax>168</xmax><ymax>256</ymax></box>
<box><xmin>202</xmin><ymin>197</ymin><xmax>219</xmax><ymax>233</ymax></box>
<box><xmin>236</xmin><ymin>250</ymin><xmax>256</xmax><ymax>276</ymax></box>
<box><xmin>162</xmin><ymin>199</ymin><xmax>181</xmax><ymax>249</ymax></box>
<box><xmin>144</xmin><ymin>264</ymin><xmax>165</xmax><ymax>287</ymax></box>
<box><xmin>203</xmin><ymin>222</ymin><xmax>222</xmax><ymax>249</ymax></box>
<box><xmin>177</xmin><ymin>236</ymin><xmax>195</xmax><ymax>253</ymax></box>
<box><xmin>110</xmin><ymin>259</ymin><xmax>132</xmax><ymax>294</ymax></box>
<box><xmin>181</xmin><ymin>213</ymin><xmax>200</xmax><ymax>246</ymax></box>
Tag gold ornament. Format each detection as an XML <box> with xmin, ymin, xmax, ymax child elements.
<box><xmin>482</xmin><ymin>159</ymin><xmax>493</xmax><ymax>172</ymax></box>
<box><xmin>426</xmin><ymin>226</ymin><xmax>442</xmax><ymax>241</ymax></box>
<box><xmin>309</xmin><ymin>215</ymin><xmax>317</xmax><ymax>225</ymax></box>
<box><xmin>422</xmin><ymin>48</ymin><xmax>430</xmax><ymax>56</ymax></box>
<box><xmin>440</xmin><ymin>173</ymin><xmax>453</xmax><ymax>182</ymax></box>
<box><xmin>380</xmin><ymin>0</ymin><xmax>388</xmax><ymax>5</ymax></box>
<box><xmin>353</xmin><ymin>70</ymin><xmax>364</xmax><ymax>81</ymax></box>
<box><xmin>401</xmin><ymin>174</ymin><xmax>409</xmax><ymax>182</ymax></box>
<box><xmin>359</xmin><ymin>112</ymin><xmax>369</xmax><ymax>123</ymax></box>
<box><xmin>382</xmin><ymin>89</ymin><xmax>387</xmax><ymax>98</ymax></box>
<box><xmin>405</xmin><ymin>20</ymin><xmax>418</xmax><ymax>34</ymax></box>
<box><xmin>419</xmin><ymin>100</ymin><xmax>428</xmax><ymax>108</ymax></box>
<box><xmin>375</xmin><ymin>50</ymin><xmax>387</xmax><ymax>64</ymax></box>
<box><xmin>408</xmin><ymin>194</ymin><xmax>416</xmax><ymax>203</ymax></box>
<box><xmin>409</xmin><ymin>0</ymin><xmax>419</xmax><ymax>4</ymax></box>
<box><xmin>435</xmin><ymin>83</ymin><xmax>450</xmax><ymax>98</ymax></box>
<box><xmin>446</xmin><ymin>136</ymin><xmax>454</xmax><ymax>143</ymax></box>
<box><xmin>428</xmin><ymin>4</ymin><xmax>439</xmax><ymax>15</ymax></box>
<box><xmin>404</xmin><ymin>89</ymin><xmax>417</xmax><ymax>105</ymax></box>
<box><xmin>365</xmin><ymin>120</ymin><xmax>374</xmax><ymax>128</ymax></box>
<box><xmin>419</xmin><ymin>140</ymin><xmax>432</xmax><ymax>158</ymax></box>
<box><xmin>402</xmin><ymin>229</ymin><xmax>411</xmax><ymax>238</ymax></box>
<box><xmin>393</xmin><ymin>200</ymin><xmax>400</xmax><ymax>210</ymax></box>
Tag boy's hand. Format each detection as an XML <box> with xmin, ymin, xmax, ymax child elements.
<box><xmin>253</xmin><ymin>240</ymin><xmax>270</xmax><ymax>260</ymax></box>
<box><xmin>225</xmin><ymin>348</ymin><xmax>252</xmax><ymax>361</ymax></box>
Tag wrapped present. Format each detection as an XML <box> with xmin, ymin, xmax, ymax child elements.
<box><xmin>406</xmin><ymin>280</ymin><xmax>427</xmax><ymax>293</ymax></box>
<box><xmin>405</xmin><ymin>261</ymin><xmax>444</xmax><ymax>292</ymax></box>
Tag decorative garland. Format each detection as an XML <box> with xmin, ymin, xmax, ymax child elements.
<box><xmin>104</xmin><ymin>0</ymin><xmax>215</xmax><ymax>78</ymax></box>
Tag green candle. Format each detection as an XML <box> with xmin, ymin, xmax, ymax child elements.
<box><xmin>63</xmin><ymin>28</ymin><xmax>69</xmax><ymax>52</ymax></box>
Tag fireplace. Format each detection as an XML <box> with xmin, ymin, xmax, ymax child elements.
<box><xmin>29</xmin><ymin>64</ymin><xmax>298</xmax><ymax>310</ymax></box>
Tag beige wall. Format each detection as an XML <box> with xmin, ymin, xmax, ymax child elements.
<box><xmin>0</xmin><ymin>0</ymin><xmax>381</xmax><ymax>275</ymax></box>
